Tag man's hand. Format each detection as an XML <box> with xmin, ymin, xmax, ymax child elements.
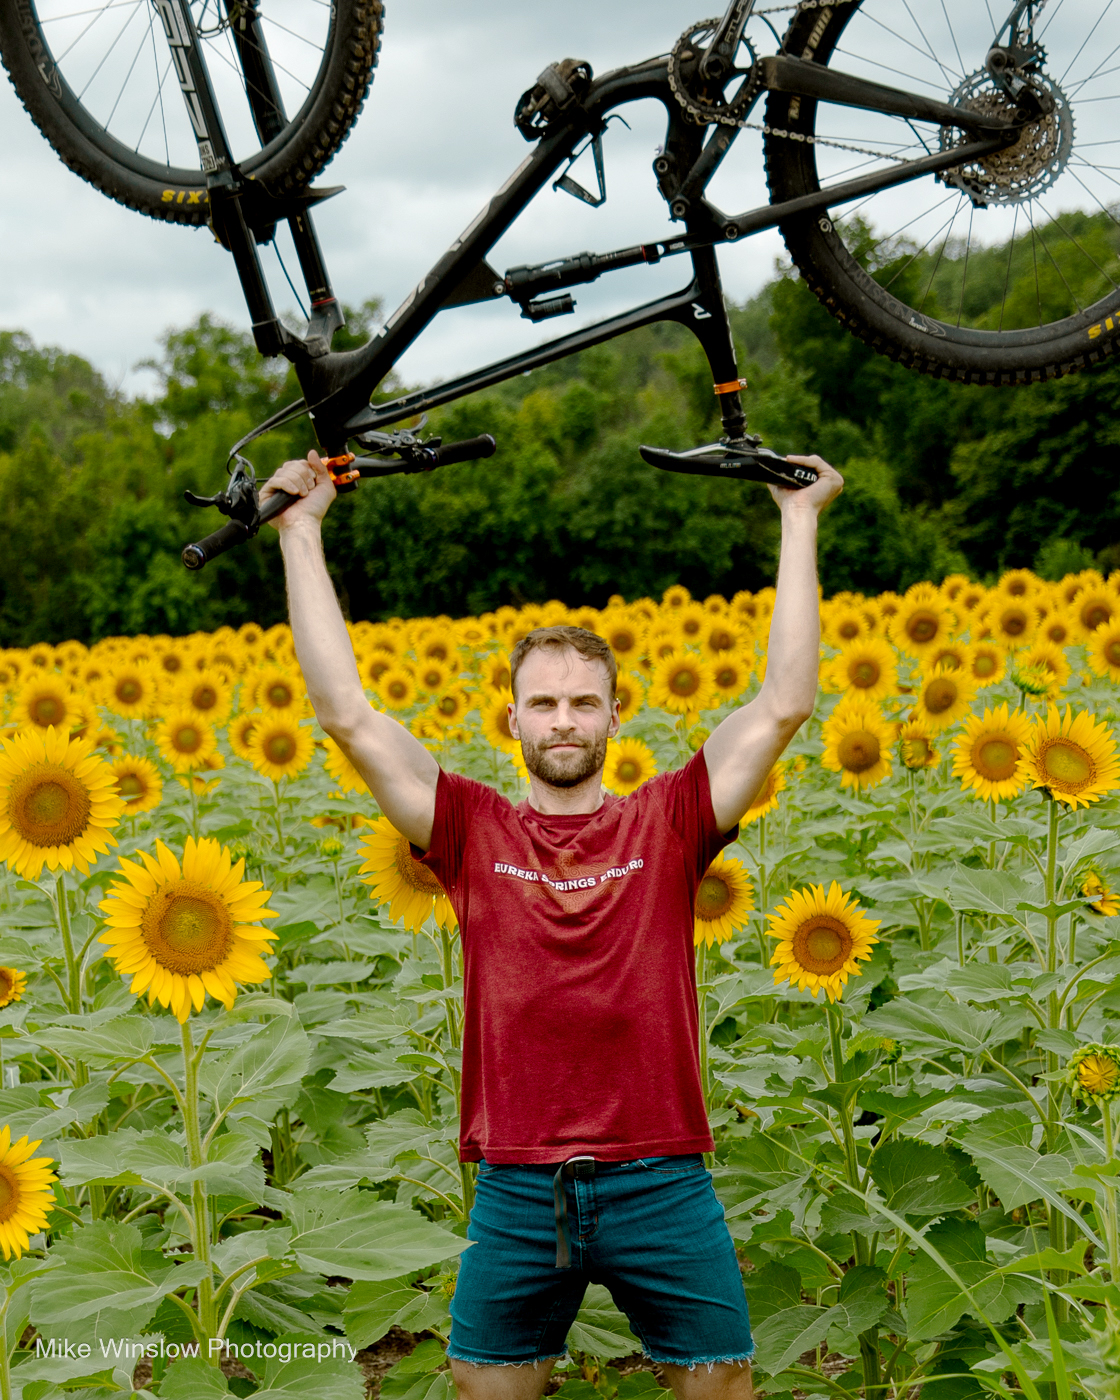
<box><xmin>261</xmin><ymin>449</ymin><xmax>337</xmax><ymax>531</ymax></box>
<box><xmin>768</xmin><ymin>454</ymin><xmax>844</xmax><ymax>514</ymax></box>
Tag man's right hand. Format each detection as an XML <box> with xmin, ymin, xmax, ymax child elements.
<box><xmin>261</xmin><ymin>449</ymin><xmax>337</xmax><ymax>530</ymax></box>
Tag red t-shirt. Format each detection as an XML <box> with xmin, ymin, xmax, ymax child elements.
<box><xmin>420</xmin><ymin>750</ymin><xmax>734</xmax><ymax>1164</ymax></box>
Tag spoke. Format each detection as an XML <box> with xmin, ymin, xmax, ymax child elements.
<box><xmin>1036</xmin><ymin>196</ymin><xmax>1119</xmax><ymax>292</ymax></box>
<box><xmin>864</xmin><ymin>189</ymin><xmax>962</xmax><ymax>260</ymax></box>
<box><xmin>257</xmin><ymin>13</ymin><xmax>326</xmax><ymax>52</ymax></box>
<box><xmin>1065</xmin><ymin>164</ymin><xmax>1120</xmax><ymax>236</ymax></box>
<box><xmin>918</xmin><ymin>194</ymin><xmax>968</xmax><ymax>313</ymax></box>
<box><xmin>939</xmin><ymin>0</ymin><xmax>967</xmax><ymax>76</ymax></box>
<box><xmin>1059</xmin><ymin>0</ymin><xmax>1116</xmax><ymax>87</ymax></box>
<box><xmin>55</xmin><ymin>0</ymin><xmax>141</xmax><ymax>65</ymax></box>
<box><xmin>1037</xmin><ymin>0</ymin><xmax>1070</xmax><ymax>43</ymax></box>
<box><xmin>1063</xmin><ymin>42</ymin><xmax>1120</xmax><ymax>95</ymax></box>
<box><xmin>997</xmin><ymin>206</ymin><xmax>1020</xmax><ymax>333</ymax></box>
<box><xmin>956</xmin><ymin>203</ymin><xmax>975</xmax><ymax>328</ymax></box>
<box><xmin>833</xmin><ymin>45</ymin><xmax>955</xmax><ymax>96</ymax></box>
<box><xmin>856</xmin><ymin>9</ymin><xmax>962</xmax><ymax>89</ymax></box>
<box><xmin>1030</xmin><ymin>210</ymin><xmax>1093</xmax><ymax>312</ymax></box>
<box><xmin>1027</xmin><ymin>206</ymin><xmax>1043</xmax><ymax>326</ymax></box>
<box><xmin>204</xmin><ymin>33</ymin><xmax>312</xmax><ymax>105</ymax></box>
<box><xmin>881</xmin><ymin>200</ymin><xmax>967</xmax><ymax>294</ymax></box>
<box><xmin>105</xmin><ymin>14</ymin><xmax>153</xmax><ymax>130</ymax></box>
<box><xmin>75</xmin><ymin>0</ymin><xmax>144</xmax><ymax>105</ymax></box>
<box><xmin>902</xmin><ymin>0</ymin><xmax>964</xmax><ymax>84</ymax></box>
<box><xmin>39</xmin><ymin>0</ymin><xmax>138</xmax><ymax>22</ymax></box>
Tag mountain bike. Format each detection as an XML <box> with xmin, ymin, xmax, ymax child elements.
<box><xmin>2</xmin><ymin>0</ymin><xmax>1117</xmax><ymax>567</ymax></box>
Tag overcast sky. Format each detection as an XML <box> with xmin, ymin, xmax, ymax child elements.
<box><xmin>0</xmin><ymin>1</ymin><xmax>786</xmax><ymax>400</ymax></box>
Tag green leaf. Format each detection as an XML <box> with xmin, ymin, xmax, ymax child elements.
<box><xmin>743</xmin><ymin>1263</ymin><xmax>803</xmax><ymax>1328</ymax></box>
<box><xmin>827</xmin><ymin>1266</ymin><xmax>890</xmax><ymax>1357</ymax></box>
<box><xmin>904</xmin><ymin>1218</ymin><xmax>1042</xmax><ymax>1342</ymax></box>
<box><xmin>869</xmin><ymin>1140</ymin><xmax>976</xmax><ymax>1217</ymax></box>
<box><xmin>958</xmin><ymin>1130</ymin><xmax>1098</xmax><ymax>1243</ymax></box>
<box><xmin>751</xmin><ymin>1304</ymin><xmax>832</xmax><ymax>1377</ymax></box>
<box><xmin>344</xmin><ymin>1278</ymin><xmax>452</xmax><ymax>1350</ymax></box>
<box><xmin>29</xmin><ymin>1221</ymin><xmax>207</xmax><ymax>1335</ymax></box>
<box><xmin>253</xmin><ymin>1333</ymin><xmax>364</xmax><ymax>1400</ymax></box>
<box><xmin>160</xmin><ymin>1356</ymin><xmax>231</xmax><ymax>1398</ymax></box>
<box><xmin>329</xmin><ymin>1049</ymin><xmax>421</xmax><ymax>1093</ymax></box>
<box><xmin>200</xmin><ymin>1016</ymin><xmax>311</xmax><ymax>1114</ymax></box>
<box><xmin>998</xmin><ymin>1241</ymin><xmax>1089</xmax><ymax>1276</ymax></box>
<box><xmin>57</xmin><ymin>1129</ymin><xmax>185</xmax><ymax>1187</ymax></box>
<box><xmin>566</xmin><ymin>1284</ymin><xmax>640</xmax><ymax>1358</ymax></box>
<box><xmin>863</xmin><ymin>1000</ymin><xmax>1028</xmax><ymax>1056</ymax></box>
<box><xmin>365</xmin><ymin>1110</ymin><xmax>450</xmax><ymax>1164</ymax></box>
<box><xmin>45</xmin><ymin>1016</ymin><xmax>152</xmax><ymax>1064</ymax></box>
<box><xmin>288</xmin><ymin>962</ymin><xmax>378</xmax><ymax>987</ymax></box>
<box><xmin>380</xmin><ymin>1340</ymin><xmax>452</xmax><ymax>1400</ymax></box>
<box><xmin>286</xmin><ymin>1189</ymin><xmax>468</xmax><ymax>1281</ymax></box>
<box><xmin>615</xmin><ymin>1373</ymin><xmax>669</xmax><ymax>1398</ymax></box>
<box><xmin>947</xmin><ymin>867</ymin><xmax>1032</xmax><ymax>915</ymax></box>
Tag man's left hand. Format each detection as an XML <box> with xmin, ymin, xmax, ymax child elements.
<box><xmin>768</xmin><ymin>454</ymin><xmax>844</xmax><ymax>514</ymax></box>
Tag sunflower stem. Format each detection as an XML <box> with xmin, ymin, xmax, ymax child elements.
<box><xmin>53</xmin><ymin>873</ymin><xmax>83</xmax><ymax>1021</ymax></box>
<box><xmin>188</xmin><ymin>779</ymin><xmax>199</xmax><ymax>841</ymax></box>
<box><xmin>180</xmin><ymin>1019</ymin><xmax>216</xmax><ymax>1349</ymax></box>
<box><xmin>695</xmin><ymin>939</ymin><xmax>712</xmax><ymax>1111</ymax></box>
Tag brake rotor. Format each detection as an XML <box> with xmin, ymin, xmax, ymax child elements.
<box><xmin>939</xmin><ymin>69</ymin><xmax>1074</xmax><ymax>206</ymax></box>
<box><xmin>668</xmin><ymin>18</ymin><xmax>760</xmax><ymax>127</ymax></box>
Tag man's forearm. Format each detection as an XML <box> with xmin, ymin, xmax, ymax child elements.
<box><xmin>759</xmin><ymin>508</ymin><xmax>820</xmax><ymax>725</ymax></box>
<box><xmin>280</xmin><ymin>521</ymin><xmax>367</xmax><ymax>734</ymax></box>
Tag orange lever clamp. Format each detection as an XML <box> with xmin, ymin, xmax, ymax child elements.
<box><xmin>713</xmin><ymin>378</ymin><xmax>748</xmax><ymax>395</ymax></box>
<box><xmin>323</xmin><ymin>452</ymin><xmax>361</xmax><ymax>486</ymax></box>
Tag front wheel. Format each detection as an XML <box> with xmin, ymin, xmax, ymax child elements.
<box><xmin>0</xmin><ymin>0</ymin><xmax>383</xmax><ymax>226</ymax></box>
<box><xmin>763</xmin><ymin>0</ymin><xmax>1120</xmax><ymax>383</ymax></box>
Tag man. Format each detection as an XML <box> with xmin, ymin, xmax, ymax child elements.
<box><xmin>263</xmin><ymin>447</ymin><xmax>842</xmax><ymax>1400</ymax></box>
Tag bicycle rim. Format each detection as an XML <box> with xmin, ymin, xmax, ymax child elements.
<box><xmin>764</xmin><ymin>0</ymin><xmax>1120</xmax><ymax>381</ymax></box>
<box><xmin>44</xmin><ymin>0</ymin><xmax>332</xmax><ymax>174</ymax></box>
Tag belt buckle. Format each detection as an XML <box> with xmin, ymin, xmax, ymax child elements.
<box><xmin>565</xmin><ymin>1154</ymin><xmax>596</xmax><ymax>1180</ymax></box>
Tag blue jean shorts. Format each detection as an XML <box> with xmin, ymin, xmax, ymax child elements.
<box><xmin>447</xmin><ymin>1155</ymin><xmax>754</xmax><ymax>1368</ymax></box>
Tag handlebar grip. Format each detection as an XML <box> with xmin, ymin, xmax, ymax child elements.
<box><xmin>423</xmin><ymin>434</ymin><xmax>497</xmax><ymax>468</ymax></box>
<box><xmin>258</xmin><ymin>488</ymin><xmax>301</xmax><ymax>524</ymax></box>
<box><xmin>181</xmin><ymin>519</ymin><xmax>255</xmax><ymax>571</ymax></box>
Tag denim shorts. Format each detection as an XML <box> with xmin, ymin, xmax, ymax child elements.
<box><xmin>447</xmin><ymin>1155</ymin><xmax>754</xmax><ymax>1368</ymax></box>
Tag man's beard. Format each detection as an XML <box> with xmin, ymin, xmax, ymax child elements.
<box><xmin>520</xmin><ymin>731</ymin><xmax>608</xmax><ymax>788</ymax></box>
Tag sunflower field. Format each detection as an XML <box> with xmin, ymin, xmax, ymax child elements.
<box><xmin>4</xmin><ymin>570</ymin><xmax>1120</xmax><ymax>1399</ymax></box>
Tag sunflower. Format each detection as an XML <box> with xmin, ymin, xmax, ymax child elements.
<box><xmin>110</xmin><ymin>755</ymin><xmax>163</xmax><ymax>814</ymax></box>
<box><xmin>456</xmin><ymin>619</ymin><xmax>493</xmax><ymax>651</ymax></box>
<box><xmin>358</xmin><ymin>816</ymin><xmax>456</xmax><ymax>931</ymax></box>
<box><xmin>1026</xmin><ymin>706</ymin><xmax>1120</xmax><ymax>809</ymax></box>
<box><xmin>322</xmin><ymin>736</ymin><xmax>367</xmax><ymax>795</ymax></box>
<box><xmin>172</xmin><ymin>668</ymin><xmax>232</xmax><ymax>724</ymax></box>
<box><xmin>0</xmin><ymin>968</ymin><xmax>26</xmax><ymax>1008</ymax></box>
<box><xmin>820</xmin><ymin>701</ymin><xmax>894</xmax><ymax>791</ymax></box>
<box><xmin>827</xmin><ymin>638</ymin><xmax>897</xmax><ymax>703</ymax></box>
<box><xmin>479</xmin><ymin>654</ymin><xmax>512</xmax><ymax>696</ymax></box>
<box><xmin>98</xmin><ymin>836</ymin><xmax>277</xmax><ymax>1022</ymax></box>
<box><xmin>228</xmin><ymin>711</ymin><xmax>260</xmax><ymax>762</ymax></box>
<box><xmin>898</xmin><ymin>720</ymin><xmax>940</xmax><ymax>770</ymax></box>
<box><xmin>662</xmin><ymin>584</ymin><xmax>691</xmax><ymax>610</ymax></box>
<box><xmin>152</xmin><ymin>709</ymin><xmax>218</xmax><ymax>774</ymax></box>
<box><xmin>1040</xmin><ymin>610</ymin><xmax>1078</xmax><ymax>649</ymax></box>
<box><xmin>179</xmin><ymin>751</ymin><xmax>225</xmax><ymax>797</ymax></box>
<box><xmin>603</xmin><ymin>738</ymin><xmax>658</xmax><ymax>796</ymax></box>
<box><xmin>997</xmin><ymin>568</ymin><xmax>1041</xmax><ymax>600</ymax></box>
<box><xmin>415</xmin><ymin>659</ymin><xmax>452</xmax><ymax>695</ymax></box>
<box><xmin>598</xmin><ymin>611</ymin><xmax>644</xmax><ymax>667</ymax></box>
<box><xmin>643</xmin><ymin>625</ymin><xmax>682</xmax><ymax>666</ymax></box>
<box><xmin>415</xmin><ymin>629</ymin><xmax>461</xmax><ymax>668</ymax></box>
<box><xmin>103</xmin><ymin>665</ymin><xmax>157</xmax><ymax>720</ymax></box>
<box><xmin>768</xmin><ymin>882</ymin><xmax>880</xmax><ymax>1002</ymax></box>
<box><xmin>480</xmin><ymin>692</ymin><xmax>518</xmax><ymax>753</ymax></box>
<box><xmin>430</xmin><ymin>687</ymin><xmax>474</xmax><ymax>729</ymax></box>
<box><xmin>246</xmin><ymin>717</ymin><xmax>315</xmax><ymax>782</ymax></box>
<box><xmin>647</xmin><ymin>654</ymin><xmax>718</xmax><ymax>717</ymax></box>
<box><xmin>982</xmin><ymin>590</ymin><xmax>1039</xmax><ymax>649</ymax></box>
<box><xmin>0</xmin><ymin>727</ymin><xmax>124</xmax><ymax>878</ymax></box>
<box><xmin>823</xmin><ymin>605</ymin><xmax>870</xmax><ymax>649</ymax></box>
<box><xmin>0</xmin><ymin>1126</ymin><xmax>56</xmax><ymax>1260</ymax></box>
<box><xmin>377</xmin><ymin>667</ymin><xmax>418</xmax><ymax>713</ymax></box>
<box><xmin>966</xmin><ymin>641</ymin><xmax>1007</xmax><ymax>687</ymax></box>
<box><xmin>710</xmin><ymin>652</ymin><xmax>753</xmax><ymax>702</ymax></box>
<box><xmin>889</xmin><ymin>591</ymin><xmax>954</xmax><ymax>658</ymax></box>
<box><xmin>700</xmin><ymin>618</ymin><xmax>748</xmax><ymax>661</ymax></box>
<box><xmin>694</xmin><ymin>854</ymin><xmax>754</xmax><ymax>948</ymax></box>
<box><xmin>1013</xmin><ymin>640</ymin><xmax>1071</xmax><ymax>702</ymax></box>
<box><xmin>913</xmin><ymin>665</ymin><xmax>979</xmax><ymax>732</ymax></box>
<box><xmin>951</xmin><ymin>704</ymin><xmax>1033</xmax><ymax>802</ymax></box>
<box><xmin>925</xmin><ymin>640</ymin><xmax>970</xmax><ymax>673</ymax></box>
<box><xmin>1088</xmin><ymin>621</ymin><xmax>1120</xmax><ymax>683</ymax></box>
<box><xmin>253</xmin><ymin>664</ymin><xmax>306</xmax><ymax>717</ymax></box>
<box><xmin>358</xmin><ymin>652</ymin><xmax>393</xmax><ymax>690</ymax></box>
<box><xmin>1075</xmin><ymin>587</ymin><xmax>1119</xmax><ymax>639</ymax></box>
<box><xmin>743</xmin><ymin>762</ymin><xmax>786</xmax><ymax>824</ymax></box>
<box><xmin>1082</xmin><ymin>869</ymin><xmax>1120</xmax><ymax>917</ymax></box>
<box><xmin>11</xmin><ymin>675</ymin><xmax>75</xmax><ymax>733</ymax></box>
<box><xmin>614</xmin><ymin>671</ymin><xmax>645</xmax><ymax>724</ymax></box>
<box><xmin>940</xmin><ymin>573</ymin><xmax>972</xmax><ymax>605</ymax></box>
<box><xmin>675</xmin><ymin>604</ymin><xmax>709</xmax><ymax>647</ymax></box>
<box><xmin>1067</xmin><ymin>1044</ymin><xmax>1120</xmax><ymax>1105</ymax></box>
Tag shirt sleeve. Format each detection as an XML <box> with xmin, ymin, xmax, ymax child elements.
<box><xmin>417</xmin><ymin>767</ymin><xmax>495</xmax><ymax>902</ymax></box>
<box><xmin>654</xmin><ymin>749</ymin><xmax>739</xmax><ymax>881</ymax></box>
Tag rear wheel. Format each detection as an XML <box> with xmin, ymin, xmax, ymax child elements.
<box><xmin>0</xmin><ymin>0</ymin><xmax>383</xmax><ymax>225</ymax></box>
<box><xmin>763</xmin><ymin>0</ymin><xmax>1120</xmax><ymax>382</ymax></box>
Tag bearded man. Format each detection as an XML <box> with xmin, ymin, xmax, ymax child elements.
<box><xmin>264</xmin><ymin>448</ymin><xmax>842</xmax><ymax>1400</ymax></box>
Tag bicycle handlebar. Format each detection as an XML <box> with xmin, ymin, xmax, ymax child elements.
<box><xmin>181</xmin><ymin>518</ymin><xmax>258</xmax><ymax>571</ymax></box>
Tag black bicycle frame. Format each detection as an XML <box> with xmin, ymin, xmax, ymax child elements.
<box><xmin>163</xmin><ymin>1</ymin><xmax>1015</xmax><ymax>460</ymax></box>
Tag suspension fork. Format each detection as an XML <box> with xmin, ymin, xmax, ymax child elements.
<box><xmin>671</xmin><ymin>245</ymin><xmax>749</xmax><ymax>442</ymax></box>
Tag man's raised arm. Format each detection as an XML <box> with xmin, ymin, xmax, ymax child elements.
<box><xmin>263</xmin><ymin>452</ymin><xmax>440</xmax><ymax>850</ymax></box>
<box><xmin>703</xmin><ymin>455</ymin><xmax>844</xmax><ymax>833</ymax></box>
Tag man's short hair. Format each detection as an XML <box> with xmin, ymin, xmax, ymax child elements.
<box><xmin>509</xmin><ymin>626</ymin><xmax>617</xmax><ymax>701</ymax></box>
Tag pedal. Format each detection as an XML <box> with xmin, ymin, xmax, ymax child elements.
<box><xmin>638</xmin><ymin>440</ymin><xmax>817</xmax><ymax>489</ymax></box>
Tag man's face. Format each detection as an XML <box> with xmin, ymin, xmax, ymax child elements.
<box><xmin>508</xmin><ymin>648</ymin><xmax>620</xmax><ymax>789</ymax></box>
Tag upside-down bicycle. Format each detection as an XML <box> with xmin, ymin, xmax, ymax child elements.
<box><xmin>2</xmin><ymin>0</ymin><xmax>1116</xmax><ymax>565</ymax></box>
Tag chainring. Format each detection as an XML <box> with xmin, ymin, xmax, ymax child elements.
<box><xmin>668</xmin><ymin>18</ymin><xmax>761</xmax><ymax>127</ymax></box>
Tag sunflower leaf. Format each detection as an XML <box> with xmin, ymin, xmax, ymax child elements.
<box><xmin>43</xmin><ymin>1016</ymin><xmax>152</xmax><ymax>1063</ymax></box>
<box><xmin>344</xmin><ymin>1278</ymin><xmax>452</xmax><ymax>1350</ymax></box>
<box><xmin>566</xmin><ymin>1284</ymin><xmax>641</xmax><ymax>1358</ymax></box>
<box><xmin>285</xmin><ymin>1188</ymin><xmax>469</xmax><ymax>1281</ymax></box>
<box><xmin>57</xmin><ymin>1129</ymin><xmax>184</xmax><ymax>1187</ymax></box>
<box><xmin>254</xmin><ymin>1333</ymin><xmax>364</xmax><ymax>1399</ymax></box>
<box><xmin>200</xmin><ymin>1015</ymin><xmax>310</xmax><ymax>1114</ymax></box>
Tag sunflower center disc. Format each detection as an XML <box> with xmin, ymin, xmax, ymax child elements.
<box><xmin>12</xmin><ymin>770</ymin><xmax>92</xmax><ymax>848</ymax></box>
<box><xmin>194</xmin><ymin>687</ymin><xmax>218</xmax><ymax>710</ymax></box>
<box><xmin>1043</xmin><ymin>739</ymin><xmax>1092</xmax><ymax>788</ymax></box>
<box><xmin>925</xmin><ymin>679</ymin><xmax>957</xmax><ymax>713</ymax></box>
<box><xmin>175</xmin><ymin>727</ymin><xmax>200</xmax><ymax>752</ymax></box>
<box><xmin>903</xmin><ymin>739</ymin><xmax>932</xmax><ymax>766</ymax></box>
<box><xmin>793</xmin><ymin>915</ymin><xmax>853</xmax><ymax>974</ymax></box>
<box><xmin>806</xmin><ymin>927</ymin><xmax>842</xmax><ymax>962</ymax></box>
<box><xmin>145</xmin><ymin>887</ymin><xmax>234</xmax><ymax>973</ymax></box>
<box><xmin>31</xmin><ymin>697</ymin><xmax>64</xmax><ymax>725</ymax></box>
<box><xmin>266</xmin><ymin>735</ymin><xmax>295</xmax><ymax>763</ymax></box>
<box><xmin>974</xmin><ymin>654</ymin><xmax>997</xmax><ymax>677</ymax></box>
<box><xmin>1079</xmin><ymin>1056</ymin><xmax>1116</xmax><ymax>1094</ymax></box>
<box><xmin>672</xmin><ymin>670</ymin><xmax>699</xmax><ymax>695</ymax></box>
<box><xmin>710</xmin><ymin>630</ymin><xmax>733</xmax><ymax>651</ymax></box>
<box><xmin>697</xmin><ymin>874</ymin><xmax>732</xmax><ymax>919</ymax></box>
<box><xmin>119</xmin><ymin>775</ymin><xmax>143</xmax><ymax>798</ymax></box>
<box><xmin>838</xmin><ymin>622</ymin><xmax>860</xmax><ymax>640</ymax></box>
<box><xmin>394</xmin><ymin>836</ymin><xmax>444</xmax><ymax>894</ymax></box>
<box><xmin>268</xmin><ymin>685</ymin><xmax>292</xmax><ymax>706</ymax></box>
<box><xmin>1001</xmin><ymin>612</ymin><xmax>1027</xmax><ymax>636</ymax></box>
<box><xmin>619</xmin><ymin>761</ymin><xmax>639</xmax><ymax>783</ymax></box>
<box><xmin>837</xmin><ymin>731</ymin><xmax>880</xmax><ymax>772</ymax></box>
<box><xmin>1084</xmin><ymin>604</ymin><xmax>1112</xmax><ymax>630</ymax></box>
<box><xmin>118</xmin><ymin>681</ymin><xmax>141</xmax><ymax>704</ymax></box>
<box><xmin>0</xmin><ymin>1166</ymin><xmax>16</xmax><ymax>1213</ymax></box>
<box><xmin>439</xmin><ymin>698</ymin><xmax>457</xmax><ymax>716</ymax></box>
<box><xmin>388</xmin><ymin>683</ymin><xmax>407</xmax><ymax>700</ymax></box>
<box><xmin>907</xmin><ymin>613</ymin><xmax>938</xmax><ymax>644</ymax></box>
<box><xmin>852</xmin><ymin>662</ymin><xmax>879</xmax><ymax>687</ymax></box>
<box><xmin>977</xmin><ymin>738</ymin><xmax>1017</xmax><ymax>779</ymax></box>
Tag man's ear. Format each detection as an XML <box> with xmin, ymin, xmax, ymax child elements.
<box><xmin>507</xmin><ymin>699</ymin><xmax>520</xmax><ymax>740</ymax></box>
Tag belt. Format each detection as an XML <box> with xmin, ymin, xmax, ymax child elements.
<box><xmin>552</xmin><ymin>1156</ymin><xmax>596</xmax><ymax>1268</ymax></box>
